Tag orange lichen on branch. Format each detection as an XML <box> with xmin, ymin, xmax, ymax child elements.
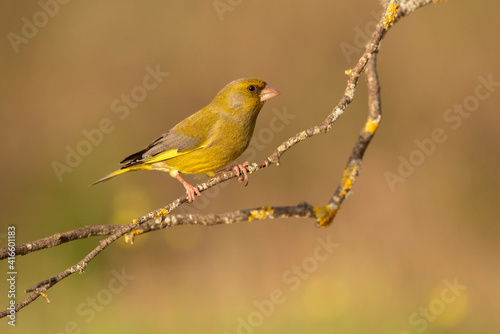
<box><xmin>339</xmin><ymin>166</ymin><xmax>358</xmax><ymax>197</ymax></box>
<box><xmin>41</xmin><ymin>292</ymin><xmax>51</xmax><ymax>304</ymax></box>
<box><xmin>153</xmin><ymin>208</ymin><xmax>169</xmax><ymax>220</ymax></box>
<box><xmin>248</xmin><ymin>207</ymin><xmax>274</xmax><ymax>221</ymax></box>
<box><xmin>313</xmin><ymin>205</ymin><xmax>337</xmax><ymax>228</ymax></box>
<box><xmin>124</xmin><ymin>229</ymin><xmax>142</xmax><ymax>244</ymax></box>
<box><xmin>383</xmin><ymin>2</ymin><xmax>399</xmax><ymax>29</ymax></box>
<box><xmin>364</xmin><ymin>117</ymin><xmax>380</xmax><ymax>134</ymax></box>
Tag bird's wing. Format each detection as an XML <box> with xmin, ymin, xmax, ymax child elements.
<box><xmin>143</xmin><ymin>131</ymin><xmax>208</xmax><ymax>163</ymax></box>
<box><xmin>121</xmin><ymin>108</ymin><xmax>219</xmax><ymax>167</ymax></box>
<box><xmin>120</xmin><ymin>130</ymin><xmax>208</xmax><ymax>166</ymax></box>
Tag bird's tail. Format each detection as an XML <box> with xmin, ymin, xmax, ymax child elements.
<box><xmin>90</xmin><ymin>165</ymin><xmax>152</xmax><ymax>186</ymax></box>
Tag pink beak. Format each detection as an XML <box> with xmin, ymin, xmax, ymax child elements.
<box><xmin>259</xmin><ymin>85</ymin><xmax>280</xmax><ymax>102</ymax></box>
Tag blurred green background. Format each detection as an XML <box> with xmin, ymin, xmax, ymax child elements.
<box><xmin>1</xmin><ymin>0</ymin><xmax>499</xmax><ymax>333</ymax></box>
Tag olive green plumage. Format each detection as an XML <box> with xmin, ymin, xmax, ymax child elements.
<box><xmin>93</xmin><ymin>77</ymin><xmax>279</xmax><ymax>201</ymax></box>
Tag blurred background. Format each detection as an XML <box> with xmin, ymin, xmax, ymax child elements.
<box><xmin>1</xmin><ymin>0</ymin><xmax>499</xmax><ymax>333</ymax></box>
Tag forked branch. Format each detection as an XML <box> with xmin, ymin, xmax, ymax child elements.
<box><xmin>0</xmin><ymin>0</ymin><xmax>440</xmax><ymax>318</ymax></box>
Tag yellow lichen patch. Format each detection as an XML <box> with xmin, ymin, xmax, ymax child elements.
<box><xmin>41</xmin><ymin>292</ymin><xmax>51</xmax><ymax>303</ymax></box>
<box><xmin>339</xmin><ymin>166</ymin><xmax>357</xmax><ymax>197</ymax></box>
<box><xmin>132</xmin><ymin>219</ymin><xmax>139</xmax><ymax>225</ymax></box>
<box><xmin>382</xmin><ymin>2</ymin><xmax>399</xmax><ymax>29</ymax></box>
<box><xmin>344</xmin><ymin>68</ymin><xmax>353</xmax><ymax>76</ymax></box>
<box><xmin>124</xmin><ymin>229</ymin><xmax>142</xmax><ymax>244</ymax></box>
<box><xmin>248</xmin><ymin>206</ymin><xmax>274</xmax><ymax>221</ymax></box>
<box><xmin>364</xmin><ymin>117</ymin><xmax>379</xmax><ymax>134</ymax></box>
<box><xmin>154</xmin><ymin>208</ymin><xmax>169</xmax><ymax>219</ymax></box>
<box><xmin>313</xmin><ymin>205</ymin><xmax>337</xmax><ymax>228</ymax></box>
<box><xmin>57</xmin><ymin>234</ymin><xmax>62</xmax><ymax>239</ymax></box>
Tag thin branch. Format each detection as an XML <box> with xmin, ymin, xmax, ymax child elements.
<box><xmin>315</xmin><ymin>53</ymin><xmax>382</xmax><ymax>227</ymax></box>
<box><xmin>398</xmin><ymin>0</ymin><xmax>441</xmax><ymax>19</ymax></box>
<box><xmin>0</xmin><ymin>225</ymin><xmax>119</xmax><ymax>260</ymax></box>
<box><xmin>0</xmin><ymin>0</ymin><xmax>442</xmax><ymax>318</ymax></box>
<box><xmin>1</xmin><ymin>204</ymin><xmax>316</xmax><ymax>259</ymax></box>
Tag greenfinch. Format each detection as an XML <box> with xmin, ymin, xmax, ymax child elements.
<box><xmin>93</xmin><ymin>77</ymin><xmax>280</xmax><ymax>202</ymax></box>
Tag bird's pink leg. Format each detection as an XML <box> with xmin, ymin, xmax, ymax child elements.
<box><xmin>175</xmin><ymin>174</ymin><xmax>200</xmax><ymax>203</ymax></box>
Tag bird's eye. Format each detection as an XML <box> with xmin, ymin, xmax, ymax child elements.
<box><xmin>247</xmin><ymin>85</ymin><xmax>256</xmax><ymax>92</ymax></box>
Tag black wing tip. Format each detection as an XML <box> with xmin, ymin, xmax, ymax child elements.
<box><xmin>120</xmin><ymin>149</ymin><xmax>147</xmax><ymax>165</ymax></box>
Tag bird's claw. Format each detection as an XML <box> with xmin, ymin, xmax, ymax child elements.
<box><xmin>183</xmin><ymin>183</ymin><xmax>201</xmax><ymax>203</ymax></box>
<box><xmin>232</xmin><ymin>162</ymin><xmax>250</xmax><ymax>186</ymax></box>
<box><xmin>216</xmin><ymin>162</ymin><xmax>251</xmax><ymax>186</ymax></box>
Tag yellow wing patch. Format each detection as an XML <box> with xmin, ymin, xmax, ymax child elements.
<box><xmin>144</xmin><ymin>144</ymin><xmax>207</xmax><ymax>164</ymax></box>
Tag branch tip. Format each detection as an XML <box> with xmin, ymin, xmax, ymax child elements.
<box><xmin>41</xmin><ymin>293</ymin><xmax>51</xmax><ymax>304</ymax></box>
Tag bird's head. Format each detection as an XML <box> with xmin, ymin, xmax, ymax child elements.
<box><xmin>212</xmin><ymin>78</ymin><xmax>280</xmax><ymax>117</ymax></box>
